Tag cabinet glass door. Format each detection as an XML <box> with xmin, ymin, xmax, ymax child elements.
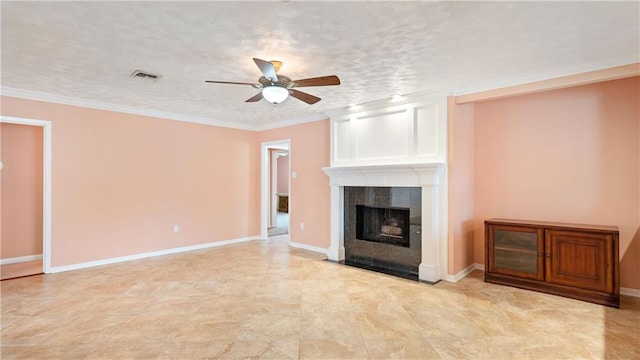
<box><xmin>488</xmin><ymin>225</ymin><xmax>544</xmax><ymax>280</ymax></box>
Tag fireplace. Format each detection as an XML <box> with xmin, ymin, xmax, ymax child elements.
<box><xmin>356</xmin><ymin>205</ymin><xmax>410</xmax><ymax>248</ymax></box>
<box><xmin>322</xmin><ymin>92</ymin><xmax>447</xmax><ymax>282</ymax></box>
<box><xmin>322</xmin><ymin>163</ymin><xmax>447</xmax><ymax>283</ymax></box>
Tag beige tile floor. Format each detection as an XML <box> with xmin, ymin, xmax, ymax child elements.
<box><xmin>268</xmin><ymin>212</ymin><xmax>289</xmax><ymax>237</ymax></box>
<box><xmin>1</xmin><ymin>235</ymin><xmax>639</xmax><ymax>359</ymax></box>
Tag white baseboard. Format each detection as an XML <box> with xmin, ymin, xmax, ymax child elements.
<box><xmin>439</xmin><ymin>261</ymin><xmax>640</xmax><ymax>299</ymax></box>
<box><xmin>288</xmin><ymin>241</ymin><xmax>328</xmax><ymax>255</ymax></box>
<box><xmin>454</xmin><ymin>263</ymin><xmax>477</xmax><ymax>281</ymax></box>
<box><xmin>49</xmin><ymin>236</ymin><xmax>260</xmax><ymax>273</ymax></box>
<box><xmin>621</xmin><ymin>287</ymin><xmax>640</xmax><ymax>298</ymax></box>
<box><xmin>442</xmin><ymin>263</ymin><xmax>485</xmax><ymax>282</ymax></box>
<box><xmin>441</xmin><ymin>263</ymin><xmax>478</xmax><ymax>282</ymax></box>
<box><xmin>0</xmin><ymin>254</ymin><xmax>43</xmax><ymax>265</ymax></box>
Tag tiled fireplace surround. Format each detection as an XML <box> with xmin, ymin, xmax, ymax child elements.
<box><xmin>344</xmin><ymin>186</ymin><xmax>422</xmax><ymax>279</ymax></box>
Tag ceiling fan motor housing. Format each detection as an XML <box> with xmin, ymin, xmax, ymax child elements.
<box><xmin>259</xmin><ymin>75</ymin><xmax>293</xmax><ymax>89</ymax></box>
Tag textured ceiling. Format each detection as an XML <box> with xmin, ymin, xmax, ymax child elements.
<box><xmin>1</xmin><ymin>1</ymin><xmax>638</xmax><ymax>130</ymax></box>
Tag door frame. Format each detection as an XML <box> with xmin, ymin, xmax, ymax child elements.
<box><xmin>260</xmin><ymin>139</ymin><xmax>290</xmax><ymax>240</ymax></box>
<box><xmin>0</xmin><ymin>116</ymin><xmax>52</xmax><ymax>273</ymax></box>
<box><xmin>270</xmin><ymin>149</ymin><xmax>278</xmax><ymax>228</ymax></box>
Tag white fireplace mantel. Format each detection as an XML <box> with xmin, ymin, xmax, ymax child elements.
<box><xmin>323</xmin><ymin>163</ymin><xmax>445</xmax><ymax>187</ymax></box>
<box><xmin>322</xmin><ymin>162</ymin><xmax>448</xmax><ymax>283</ymax></box>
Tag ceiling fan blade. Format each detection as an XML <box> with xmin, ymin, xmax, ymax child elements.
<box><xmin>205</xmin><ymin>80</ymin><xmax>258</xmax><ymax>86</ymax></box>
<box><xmin>245</xmin><ymin>92</ymin><xmax>264</xmax><ymax>103</ymax></box>
<box><xmin>290</xmin><ymin>89</ymin><xmax>321</xmax><ymax>104</ymax></box>
<box><xmin>253</xmin><ymin>58</ymin><xmax>277</xmax><ymax>81</ymax></box>
<box><xmin>292</xmin><ymin>75</ymin><xmax>340</xmax><ymax>87</ymax></box>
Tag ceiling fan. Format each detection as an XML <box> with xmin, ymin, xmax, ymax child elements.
<box><xmin>205</xmin><ymin>58</ymin><xmax>340</xmax><ymax>105</ymax></box>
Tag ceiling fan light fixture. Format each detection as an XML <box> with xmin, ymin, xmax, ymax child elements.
<box><xmin>205</xmin><ymin>57</ymin><xmax>340</xmax><ymax>105</ymax></box>
<box><xmin>262</xmin><ymin>85</ymin><xmax>289</xmax><ymax>104</ymax></box>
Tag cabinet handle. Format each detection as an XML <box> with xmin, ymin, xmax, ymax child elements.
<box><xmin>546</xmin><ymin>254</ymin><xmax>551</xmax><ymax>257</ymax></box>
<box><xmin>538</xmin><ymin>253</ymin><xmax>543</xmax><ymax>256</ymax></box>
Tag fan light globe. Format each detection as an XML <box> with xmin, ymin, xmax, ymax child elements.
<box><xmin>262</xmin><ymin>86</ymin><xmax>289</xmax><ymax>104</ymax></box>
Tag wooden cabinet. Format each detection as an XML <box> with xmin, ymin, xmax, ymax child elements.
<box><xmin>485</xmin><ymin>219</ymin><xmax>619</xmax><ymax>308</ymax></box>
<box><xmin>277</xmin><ymin>194</ymin><xmax>289</xmax><ymax>213</ymax></box>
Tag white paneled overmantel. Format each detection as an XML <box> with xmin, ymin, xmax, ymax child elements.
<box><xmin>324</xmin><ymin>91</ymin><xmax>449</xmax><ymax>283</ymax></box>
<box><xmin>327</xmin><ymin>92</ymin><xmax>447</xmax><ymax>167</ymax></box>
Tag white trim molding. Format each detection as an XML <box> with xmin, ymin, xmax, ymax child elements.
<box><xmin>442</xmin><ymin>263</ymin><xmax>478</xmax><ymax>282</ymax></box>
<box><xmin>327</xmin><ymin>91</ymin><xmax>448</xmax><ymax>168</ymax></box>
<box><xmin>621</xmin><ymin>287</ymin><xmax>640</xmax><ymax>298</ymax></box>
<box><xmin>3</xmin><ymin>64</ymin><xmax>636</xmax><ymax>133</ymax></box>
<box><xmin>49</xmin><ymin>236</ymin><xmax>260</xmax><ymax>273</ymax></box>
<box><xmin>454</xmin><ymin>61</ymin><xmax>640</xmax><ymax>101</ymax></box>
<box><xmin>253</xmin><ymin>113</ymin><xmax>330</xmax><ymax>132</ymax></box>
<box><xmin>288</xmin><ymin>241</ymin><xmax>329</xmax><ymax>255</ymax></box>
<box><xmin>0</xmin><ymin>254</ymin><xmax>43</xmax><ymax>265</ymax></box>
<box><xmin>0</xmin><ymin>87</ymin><xmax>258</xmax><ymax>131</ymax></box>
<box><xmin>260</xmin><ymin>139</ymin><xmax>291</xmax><ymax>240</ymax></box>
<box><xmin>1</xmin><ymin>116</ymin><xmax>52</xmax><ymax>274</ymax></box>
<box><xmin>1</xmin><ymin>86</ymin><xmax>330</xmax><ymax>132</ymax></box>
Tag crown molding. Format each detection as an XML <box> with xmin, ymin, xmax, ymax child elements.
<box><xmin>252</xmin><ymin>112</ymin><xmax>330</xmax><ymax>131</ymax></box>
<box><xmin>0</xmin><ymin>86</ymin><xmax>337</xmax><ymax>132</ymax></box>
<box><xmin>455</xmin><ymin>59</ymin><xmax>639</xmax><ymax>103</ymax></box>
<box><xmin>3</xmin><ymin>59</ymin><xmax>638</xmax><ymax>132</ymax></box>
<box><xmin>0</xmin><ymin>87</ymin><xmax>258</xmax><ymax>131</ymax></box>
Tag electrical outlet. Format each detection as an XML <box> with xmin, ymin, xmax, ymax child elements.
<box><xmin>300</xmin><ymin>222</ymin><xmax>304</xmax><ymax>230</ymax></box>
<box><xmin>173</xmin><ymin>224</ymin><xmax>179</xmax><ymax>233</ymax></box>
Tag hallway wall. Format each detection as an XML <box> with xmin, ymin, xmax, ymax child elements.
<box><xmin>1</xmin><ymin>123</ymin><xmax>43</xmax><ymax>260</ymax></box>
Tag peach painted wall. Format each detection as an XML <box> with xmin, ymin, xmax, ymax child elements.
<box><xmin>277</xmin><ymin>154</ymin><xmax>289</xmax><ymax>194</ymax></box>
<box><xmin>0</xmin><ymin>124</ymin><xmax>2</xmax><ymax>258</ymax></box>
<box><xmin>473</xmin><ymin>77</ymin><xmax>640</xmax><ymax>290</ymax></box>
<box><xmin>1</xmin><ymin>123</ymin><xmax>44</xmax><ymax>259</ymax></box>
<box><xmin>1</xmin><ymin>96</ymin><xmax>260</xmax><ymax>267</ymax></box>
<box><xmin>446</xmin><ymin>97</ymin><xmax>476</xmax><ymax>274</ymax></box>
<box><xmin>259</xmin><ymin>120</ymin><xmax>330</xmax><ymax>249</ymax></box>
<box><xmin>621</xmin><ymin>84</ymin><xmax>640</xmax><ymax>290</ymax></box>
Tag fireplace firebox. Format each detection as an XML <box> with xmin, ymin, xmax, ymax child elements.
<box><xmin>356</xmin><ymin>205</ymin><xmax>410</xmax><ymax>247</ymax></box>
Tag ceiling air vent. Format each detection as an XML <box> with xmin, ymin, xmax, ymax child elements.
<box><xmin>130</xmin><ymin>70</ymin><xmax>161</xmax><ymax>80</ymax></box>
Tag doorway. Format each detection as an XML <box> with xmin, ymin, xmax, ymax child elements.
<box><xmin>261</xmin><ymin>140</ymin><xmax>290</xmax><ymax>240</ymax></box>
<box><xmin>0</xmin><ymin>116</ymin><xmax>52</xmax><ymax>278</ymax></box>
